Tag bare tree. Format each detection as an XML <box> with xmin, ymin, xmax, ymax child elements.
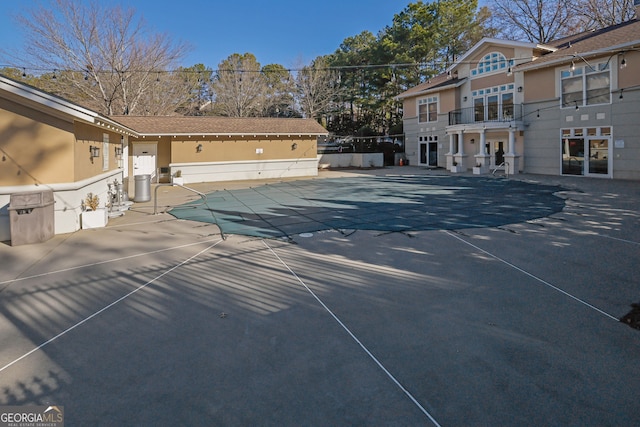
<box><xmin>573</xmin><ymin>0</ymin><xmax>637</xmax><ymax>28</ymax></box>
<box><xmin>295</xmin><ymin>57</ymin><xmax>341</xmax><ymax>121</ymax></box>
<box><xmin>488</xmin><ymin>0</ymin><xmax>580</xmax><ymax>43</ymax></box>
<box><xmin>212</xmin><ymin>53</ymin><xmax>267</xmax><ymax>117</ymax></box>
<box><xmin>9</xmin><ymin>0</ymin><xmax>190</xmax><ymax>115</ymax></box>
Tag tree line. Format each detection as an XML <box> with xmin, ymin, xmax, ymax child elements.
<box><xmin>1</xmin><ymin>0</ymin><xmax>636</xmax><ymax>137</ymax></box>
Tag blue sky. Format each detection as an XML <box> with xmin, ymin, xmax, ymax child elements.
<box><xmin>0</xmin><ymin>0</ymin><xmax>413</xmax><ymax>70</ymax></box>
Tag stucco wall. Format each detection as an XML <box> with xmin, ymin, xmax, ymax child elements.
<box><xmin>74</xmin><ymin>122</ymin><xmax>124</xmax><ymax>182</ymax></box>
<box><xmin>317</xmin><ymin>153</ymin><xmax>384</xmax><ymax>169</ymax></box>
<box><xmin>0</xmin><ymin>170</ymin><xmax>123</xmax><ymax>242</ymax></box>
<box><xmin>0</xmin><ymin>98</ymin><xmax>75</xmax><ymax>186</ymax></box>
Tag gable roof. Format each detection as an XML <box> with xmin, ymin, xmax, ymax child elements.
<box><xmin>449</xmin><ymin>37</ymin><xmax>554</xmax><ymax>73</ymax></box>
<box><xmin>0</xmin><ymin>74</ymin><xmax>136</xmax><ymax>135</ymax></box>
<box><xmin>395</xmin><ymin>74</ymin><xmax>464</xmax><ymax>100</ymax></box>
<box><xmin>1</xmin><ymin>74</ymin><xmax>327</xmax><ymax>138</ymax></box>
<box><xmin>110</xmin><ymin>115</ymin><xmax>328</xmax><ymax>137</ymax></box>
<box><xmin>515</xmin><ymin>18</ymin><xmax>640</xmax><ymax>72</ymax></box>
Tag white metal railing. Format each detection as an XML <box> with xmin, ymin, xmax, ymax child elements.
<box><xmin>491</xmin><ymin>161</ymin><xmax>510</xmax><ymax>178</ymax></box>
<box><xmin>153</xmin><ymin>183</ymin><xmax>207</xmax><ymax>215</ymax></box>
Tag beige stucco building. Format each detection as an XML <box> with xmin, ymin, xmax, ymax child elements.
<box><xmin>0</xmin><ymin>75</ymin><xmax>327</xmax><ymax>242</ymax></box>
<box><xmin>397</xmin><ymin>15</ymin><xmax>640</xmax><ymax>180</ymax></box>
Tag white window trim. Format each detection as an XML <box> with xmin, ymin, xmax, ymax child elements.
<box><xmin>560</xmin><ymin>61</ymin><xmax>611</xmax><ymax>109</ymax></box>
<box><xmin>418</xmin><ymin>96</ymin><xmax>439</xmax><ymax>123</ymax></box>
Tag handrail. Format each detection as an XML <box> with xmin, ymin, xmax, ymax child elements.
<box><xmin>491</xmin><ymin>161</ymin><xmax>510</xmax><ymax>178</ymax></box>
<box><xmin>448</xmin><ymin>104</ymin><xmax>523</xmax><ymax>126</ymax></box>
<box><xmin>154</xmin><ymin>183</ymin><xmax>207</xmax><ymax>215</ymax></box>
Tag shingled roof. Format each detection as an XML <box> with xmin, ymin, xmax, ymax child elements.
<box><xmin>395</xmin><ymin>74</ymin><xmax>464</xmax><ymax>100</ymax></box>
<box><xmin>515</xmin><ymin>18</ymin><xmax>640</xmax><ymax>71</ymax></box>
<box><xmin>110</xmin><ymin>115</ymin><xmax>328</xmax><ymax>136</ymax></box>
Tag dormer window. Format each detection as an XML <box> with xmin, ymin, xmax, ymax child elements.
<box><xmin>472</xmin><ymin>52</ymin><xmax>513</xmax><ymax>76</ymax></box>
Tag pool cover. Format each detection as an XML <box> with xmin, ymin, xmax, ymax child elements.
<box><xmin>169</xmin><ymin>175</ymin><xmax>565</xmax><ymax>239</ymax></box>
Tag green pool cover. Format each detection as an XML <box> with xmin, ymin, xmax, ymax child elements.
<box><xmin>169</xmin><ymin>175</ymin><xmax>565</xmax><ymax>239</ymax></box>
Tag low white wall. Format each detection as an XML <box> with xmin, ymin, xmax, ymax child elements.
<box><xmin>317</xmin><ymin>153</ymin><xmax>384</xmax><ymax>169</ymax></box>
<box><xmin>169</xmin><ymin>158</ymin><xmax>319</xmax><ymax>184</ymax></box>
<box><xmin>0</xmin><ymin>170</ymin><xmax>123</xmax><ymax>242</ymax></box>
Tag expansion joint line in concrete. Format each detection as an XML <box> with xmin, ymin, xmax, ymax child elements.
<box><xmin>443</xmin><ymin>230</ymin><xmax>618</xmax><ymax>322</ymax></box>
<box><xmin>0</xmin><ymin>239</ymin><xmax>225</xmax><ymax>374</ymax></box>
<box><xmin>262</xmin><ymin>240</ymin><xmax>442</xmax><ymax>427</ymax></box>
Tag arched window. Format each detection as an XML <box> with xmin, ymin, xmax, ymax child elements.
<box><xmin>472</xmin><ymin>52</ymin><xmax>513</xmax><ymax>76</ymax></box>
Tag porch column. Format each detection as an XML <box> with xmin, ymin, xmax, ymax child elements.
<box><xmin>456</xmin><ymin>131</ymin><xmax>465</xmax><ymax>155</ymax></box>
<box><xmin>504</xmin><ymin>128</ymin><xmax>519</xmax><ymax>175</ymax></box>
<box><xmin>473</xmin><ymin>130</ymin><xmax>489</xmax><ymax>174</ymax></box>
<box><xmin>453</xmin><ymin>130</ymin><xmax>467</xmax><ymax>172</ymax></box>
<box><xmin>446</xmin><ymin>133</ymin><xmax>455</xmax><ymax>169</ymax></box>
<box><xmin>507</xmin><ymin>128</ymin><xmax>516</xmax><ymax>155</ymax></box>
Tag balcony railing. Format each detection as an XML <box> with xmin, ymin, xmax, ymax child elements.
<box><xmin>448</xmin><ymin>104</ymin><xmax>524</xmax><ymax>126</ymax></box>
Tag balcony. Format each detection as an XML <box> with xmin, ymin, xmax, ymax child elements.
<box><xmin>448</xmin><ymin>104</ymin><xmax>524</xmax><ymax>126</ymax></box>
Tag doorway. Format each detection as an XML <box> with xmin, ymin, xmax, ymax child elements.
<box><xmin>562</xmin><ymin>137</ymin><xmax>610</xmax><ymax>176</ymax></box>
<box><xmin>419</xmin><ymin>140</ymin><xmax>438</xmax><ymax>167</ymax></box>
<box><xmin>133</xmin><ymin>143</ymin><xmax>157</xmax><ymax>179</ymax></box>
<box><xmin>487</xmin><ymin>140</ymin><xmax>505</xmax><ymax>168</ymax></box>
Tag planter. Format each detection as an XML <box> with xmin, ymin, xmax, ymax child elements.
<box><xmin>172</xmin><ymin>176</ymin><xmax>184</xmax><ymax>185</ymax></box>
<box><xmin>473</xmin><ymin>166</ymin><xmax>488</xmax><ymax>175</ymax></box>
<box><xmin>82</xmin><ymin>209</ymin><xmax>108</xmax><ymax>229</ymax></box>
<box><xmin>450</xmin><ymin>165</ymin><xmax>465</xmax><ymax>173</ymax></box>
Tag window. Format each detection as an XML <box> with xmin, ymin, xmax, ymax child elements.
<box><xmin>472</xmin><ymin>84</ymin><xmax>515</xmax><ymax>122</ymax></box>
<box><xmin>471</xmin><ymin>52</ymin><xmax>513</xmax><ymax>76</ymax></box>
<box><xmin>561</xmin><ymin>127</ymin><xmax>611</xmax><ymax>176</ymax></box>
<box><xmin>561</xmin><ymin>62</ymin><xmax>610</xmax><ymax>108</ymax></box>
<box><xmin>502</xmin><ymin>93</ymin><xmax>514</xmax><ymax>119</ymax></box>
<box><xmin>418</xmin><ymin>97</ymin><xmax>438</xmax><ymax>123</ymax></box>
<box><xmin>102</xmin><ymin>133</ymin><xmax>109</xmax><ymax>171</ymax></box>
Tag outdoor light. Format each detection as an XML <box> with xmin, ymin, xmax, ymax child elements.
<box><xmin>470</xmin><ymin>139</ymin><xmax>475</xmax><ymax>144</ymax></box>
<box><xmin>620</xmin><ymin>56</ymin><xmax>627</xmax><ymax>69</ymax></box>
<box><xmin>89</xmin><ymin>145</ymin><xmax>100</xmax><ymax>158</ymax></box>
<box><xmin>517</xmin><ymin>86</ymin><xmax>523</xmax><ymax>92</ymax></box>
<box><xmin>114</xmin><ymin>146</ymin><xmax>123</xmax><ymax>158</ymax></box>
<box><xmin>575</xmin><ymin>101</ymin><xmax>580</xmax><ymax>111</ymax></box>
<box><xmin>196</xmin><ymin>144</ymin><xmax>203</xmax><ymax>153</ymax></box>
<box><xmin>570</xmin><ymin>61</ymin><xmax>576</xmax><ymax>72</ymax></box>
<box><xmin>291</xmin><ymin>143</ymin><xmax>298</xmax><ymax>150</ymax></box>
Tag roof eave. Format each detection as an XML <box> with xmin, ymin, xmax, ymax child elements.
<box><xmin>135</xmin><ymin>132</ymin><xmax>328</xmax><ymax>138</ymax></box>
<box><xmin>395</xmin><ymin>78</ymin><xmax>466</xmax><ymax>101</ymax></box>
<box><xmin>517</xmin><ymin>40</ymin><xmax>640</xmax><ymax>72</ymax></box>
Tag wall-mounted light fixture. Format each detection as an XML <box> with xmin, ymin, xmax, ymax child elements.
<box><xmin>196</xmin><ymin>144</ymin><xmax>203</xmax><ymax>153</ymax></box>
<box><xmin>291</xmin><ymin>142</ymin><xmax>298</xmax><ymax>150</ymax></box>
<box><xmin>620</xmin><ymin>54</ymin><xmax>627</xmax><ymax>69</ymax></box>
<box><xmin>517</xmin><ymin>86</ymin><xmax>523</xmax><ymax>93</ymax></box>
<box><xmin>114</xmin><ymin>146</ymin><xmax>123</xmax><ymax>159</ymax></box>
<box><xmin>463</xmin><ymin>96</ymin><xmax>467</xmax><ymax>102</ymax></box>
<box><xmin>470</xmin><ymin>138</ymin><xmax>475</xmax><ymax>144</ymax></box>
<box><xmin>89</xmin><ymin>145</ymin><xmax>100</xmax><ymax>158</ymax></box>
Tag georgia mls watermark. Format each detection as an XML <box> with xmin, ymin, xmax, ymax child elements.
<box><xmin>0</xmin><ymin>406</ymin><xmax>64</xmax><ymax>427</ymax></box>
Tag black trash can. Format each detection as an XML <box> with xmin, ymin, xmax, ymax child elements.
<box><xmin>9</xmin><ymin>190</ymin><xmax>55</xmax><ymax>246</ymax></box>
<box><xmin>134</xmin><ymin>174</ymin><xmax>151</xmax><ymax>202</ymax></box>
